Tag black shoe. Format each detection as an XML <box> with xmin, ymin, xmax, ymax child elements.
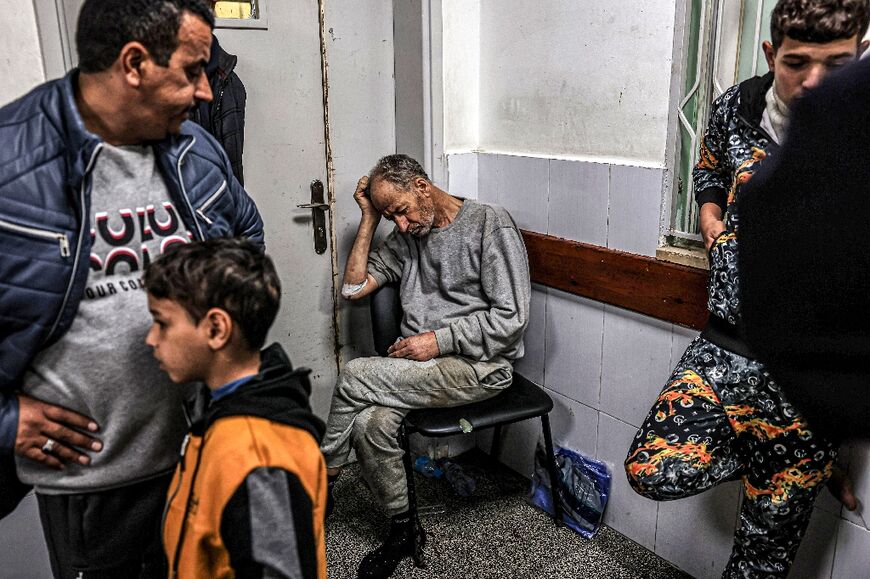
<box><xmin>357</xmin><ymin>513</ymin><xmax>426</xmax><ymax>579</ymax></box>
<box><xmin>326</xmin><ymin>473</ymin><xmax>340</xmax><ymax>519</ymax></box>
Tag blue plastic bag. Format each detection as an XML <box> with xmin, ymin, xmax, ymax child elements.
<box><xmin>528</xmin><ymin>443</ymin><xmax>611</xmax><ymax>539</ymax></box>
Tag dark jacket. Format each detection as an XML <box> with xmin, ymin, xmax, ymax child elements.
<box><xmin>693</xmin><ymin>72</ymin><xmax>775</xmax><ymax>215</ymax></box>
<box><xmin>191</xmin><ymin>35</ymin><xmax>247</xmax><ymax>185</ymax></box>
<box><xmin>693</xmin><ymin>73</ymin><xmax>776</xmax><ymax>355</ymax></box>
<box><xmin>164</xmin><ymin>344</ymin><xmax>327</xmax><ymax>579</ymax></box>
<box><xmin>740</xmin><ymin>58</ymin><xmax>870</xmax><ymax>440</ymax></box>
<box><xmin>0</xmin><ymin>70</ymin><xmax>264</xmax><ymax>448</ymax></box>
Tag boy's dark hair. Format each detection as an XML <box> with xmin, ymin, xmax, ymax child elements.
<box><xmin>369</xmin><ymin>154</ymin><xmax>430</xmax><ymax>191</ymax></box>
<box><xmin>77</xmin><ymin>0</ymin><xmax>215</xmax><ymax>73</ymax></box>
<box><xmin>771</xmin><ymin>0</ymin><xmax>870</xmax><ymax>49</ymax></box>
<box><xmin>144</xmin><ymin>238</ymin><xmax>280</xmax><ymax>351</ymax></box>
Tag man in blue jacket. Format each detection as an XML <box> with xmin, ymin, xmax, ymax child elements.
<box><xmin>0</xmin><ymin>0</ymin><xmax>263</xmax><ymax>575</ymax></box>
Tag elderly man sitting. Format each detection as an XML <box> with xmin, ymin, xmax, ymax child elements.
<box><xmin>320</xmin><ymin>154</ymin><xmax>531</xmax><ymax>578</ymax></box>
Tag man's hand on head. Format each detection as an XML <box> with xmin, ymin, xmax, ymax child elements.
<box><xmin>353</xmin><ymin>175</ymin><xmax>380</xmax><ymax>223</ymax></box>
<box><xmin>387</xmin><ymin>332</ymin><xmax>440</xmax><ymax>362</ymax></box>
<box><xmin>15</xmin><ymin>394</ymin><xmax>102</xmax><ymax>470</ymax></box>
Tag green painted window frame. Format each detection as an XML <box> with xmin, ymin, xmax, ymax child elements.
<box><xmin>669</xmin><ymin>0</ymin><xmax>775</xmax><ymax>247</ymax></box>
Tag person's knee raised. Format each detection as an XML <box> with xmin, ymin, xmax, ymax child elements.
<box><xmin>624</xmin><ymin>446</ymin><xmax>655</xmax><ymax>496</ymax></box>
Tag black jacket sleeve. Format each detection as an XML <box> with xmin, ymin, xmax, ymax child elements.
<box><xmin>215</xmin><ymin>72</ymin><xmax>247</xmax><ymax>186</ymax></box>
<box><xmin>692</xmin><ymin>88</ymin><xmax>737</xmax><ymax>213</ymax></box>
<box><xmin>221</xmin><ymin>467</ymin><xmax>318</xmax><ymax>579</ymax></box>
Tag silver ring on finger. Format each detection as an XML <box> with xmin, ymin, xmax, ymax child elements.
<box><xmin>41</xmin><ymin>439</ymin><xmax>56</xmax><ymax>454</ymax></box>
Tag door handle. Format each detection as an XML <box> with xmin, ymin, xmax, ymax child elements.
<box><xmin>297</xmin><ymin>179</ymin><xmax>329</xmax><ymax>254</ymax></box>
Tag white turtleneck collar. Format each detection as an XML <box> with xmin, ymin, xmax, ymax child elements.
<box><xmin>761</xmin><ymin>80</ymin><xmax>790</xmax><ymax>144</ymax></box>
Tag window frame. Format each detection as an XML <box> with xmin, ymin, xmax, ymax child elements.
<box><xmin>662</xmin><ymin>0</ymin><xmax>775</xmax><ymax>255</ymax></box>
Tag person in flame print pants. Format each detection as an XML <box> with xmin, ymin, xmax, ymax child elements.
<box><xmin>624</xmin><ymin>337</ymin><xmax>837</xmax><ymax>578</ymax></box>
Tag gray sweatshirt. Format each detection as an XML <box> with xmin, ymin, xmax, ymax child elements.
<box><xmin>19</xmin><ymin>144</ymin><xmax>190</xmax><ymax>493</ymax></box>
<box><xmin>368</xmin><ymin>199</ymin><xmax>530</xmax><ymax>362</ymax></box>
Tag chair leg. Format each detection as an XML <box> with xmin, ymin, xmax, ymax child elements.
<box><xmin>490</xmin><ymin>424</ymin><xmax>503</xmax><ymax>460</ymax></box>
<box><xmin>398</xmin><ymin>422</ymin><xmax>426</xmax><ymax>568</ymax></box>
<box><xmin>540</xmin><ymin>414</ymin><xmax>563</xmax><ymax>527</ymax></box>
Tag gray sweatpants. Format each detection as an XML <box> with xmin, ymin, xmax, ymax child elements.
<box><xmin>321</xmin><ymin>354</ymin><xmax>511</xmax><ymax>516</ymax></box>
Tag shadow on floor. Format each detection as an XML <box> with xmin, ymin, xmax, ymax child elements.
<box><xmin>326</xmin><ymin>450</ymin><xmax>691</xmax><ymax>578</ymax></box>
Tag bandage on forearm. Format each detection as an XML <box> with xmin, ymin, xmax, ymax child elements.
<box><xmin>341</xmin><ymin>278</ymin><xmax>368</xmax><ymax>298</ymax></box>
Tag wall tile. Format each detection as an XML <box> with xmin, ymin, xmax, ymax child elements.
<box><xmin>600</xmin><ymin>306</ymin><xmax>674</xmax><ymax>428</ymax></box>
<box><xmin>476</xmin><ymin>153</ymin><xmax>499</xmax><ymax>204</ymax></box>
<box><xmin>493</xmin><ymin>418</ymin><xmax>541</xmax><ymax>477</ymax></box>
<box><xmin>544</xmin><ymin>288</ymin><xmax>604</xmax><ymax>407</ymax></box>
<box><xmin>514</xmin><ymin>284</ymin><xmax>547</xmax><ymax>386</ymax></box>
<box><xmin>832</xmin><ymin>520</ymin><xmax>870</xmax><ymax>578</ymax></box>
<box><xmin>841</xmin><ymin>439</ymin><xmax>870</xmax><ymax>529</ymax></box>
<box><xmin>447</xmin><ymin>152</ymin><xmax>479</xmax><ymax>199</ymax></box>
<box><xmin>671</xmin><ymin>323</ymin><xmax>698</xmax><ymax>367</ymax></box>
<box><xmin>493</xmin><ymin>154</ymin><xmax>549</xmax><ymax>233</ymax></box>
<box><xmin>597</xmin><ymin>412</ymin><xmax>659</xmax><ymax>550</ymax></box>
<box><xmin>0</xmin><ymin>493</ymin><xmax>52</xmax><ymax>578</ymax></box>
<box><xmin>548</xmin><ymin>159</ymin><xmax>609</xmax><ymax>246</ymax></box>
<box><xmin>813</xmin><ymin>485</ymin><xmax>844</xmax><ymax>518</ymax></box>
<box><xmin>484</xmin><ymin>385</ymin><xmax>598</xmax><ymax>483</ymax></box>
<box><xmin>790</xmin><ymin>508</ymin><xmax>839</xmax><ymax>579</ymax></box>
<box><xmin>654</xmin><ymin>481</ymin><xmax>741</xmax><ymax>579</ymax></box>
<box><xmin>547</xmin><ymin>391</ymin><xmax>599</xmax><ymax>458</ymax></box>
<box><xmin>607</xmin><ymin>165</ymin><xmax>663</xmax><ymax>257</ymax></box>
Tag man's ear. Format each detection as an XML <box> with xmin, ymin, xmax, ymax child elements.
<box><xmin>762</xmin><ymin>40</ymin><xmax>777</xmax><ymax>73</ymax></box>
<box><xmin>859</xmin><ymin>39</ymin><xmax>869</xmax><ymax>58</ymax></box>
<box><xmin>203</xmin><ymin>308</ymin><xmax>233</xmax><ymax>350</ymax></box>
<box><xmin>415</xmin><ymin>177</ymin><xmax>431</xmax><ymax>197</ymax></box>
<box><xmin>119</xmin><ymin>41</ymin><xmax>150</xmax><ymax>88</ymax></box>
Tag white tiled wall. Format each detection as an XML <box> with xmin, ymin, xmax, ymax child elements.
<box><xmin>513</xmin><ymin>284</ymin><xmax>547</xmax><ymax>385</ymax></box>
<box><xmin>544</xmin><ymin>289</ymin><xmax>604</xmax><ymax>408</ymax></box>
<box><xmin>599</xmin><ymin>305</ymin><xmax>674</xmax><ymax>427</ymax></box>
<box><xmin>830</xmin><ymin>520</ymin><xmax>870</xmax><ymax>578</ymax></box>
<box><xmin>654</xmin><ymin>482</ymin><xmax>741</xmax><ymax>578</ymax></box>
<box><xmin>791</xmin><ymin>508</ymin><xmax>839</xmax><ymax>578</ymax></box>
<box><xmin>548</xmin><ymin>159</ymin><xmax>609</xmax><ymax>246</ymax></box>
<box><xmin>607</xmin><ymin>164</ymin><xmax>664</xmax><ymax>257</ymax></box>
<box><xmin>597</xmin><ymin>412</ymin><xmax>659</xmax><ymax>550</ymax></box>
<box><xmin>451</xmin><ymin>151</ymin><xmax>870</xmax><ymax>579</ymax></box>
<box><xmin>842</xmin><ymin>440</ymin><xmax>870</xmax><ymax>529</ymax></box>
<box><xmin>446</xmin><ymin>152</ymin><xmax>480</xmax><ymax>199</ymax></box>
<box><xmin>478</xmin><ymin>154</ymin><xmax>550</xmax><ymax>232</ymax></box>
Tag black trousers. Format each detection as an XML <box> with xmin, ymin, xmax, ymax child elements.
<box><xmin>36</xmin><ymin>472</ymin><xmax>173</xmax><ymax>579</ymax></box>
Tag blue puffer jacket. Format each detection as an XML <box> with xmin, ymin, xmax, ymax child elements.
<box><xmin>0</xmin><ymin>71</ymin><xmax>264</xmax><ymax>448</ymax></box>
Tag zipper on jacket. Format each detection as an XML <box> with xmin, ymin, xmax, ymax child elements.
<box><xmin>171</xmin><ymin>432</ymin><xmax>206</xmax><ymax>578</ymax></box>
<box><xmin>161</xmin><ymin>433</ymin><xmax>191</xmax><ymax>553</ymax></box>
<box><xmin>737</xmin><ymin>112</ymin><xmax>776</xmax><ymax>147</ymax></box>
<box><xmin>46</xmin><ymin>143</ymin><xmax>104</xmax><ymax>343</ymax></box>
<box><xmin>194</xmin><ymin>180</ymin><xmax>227</xmax><ymax>225</ymax></box>
<box><xmin>0</xmin><ymin>218</ymin><xmax>70</xmax><ymax>257</ymax></box>
<box><xmin>176</xmin><ymin>137</ymin><xmax>205</xmax><ymax>241</ymax></box>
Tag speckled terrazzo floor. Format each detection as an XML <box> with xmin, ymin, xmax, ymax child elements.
<box><xmin>325</xmin><ymin>451</ymin><xmax>691</xmax><ymax>579</ymax></box>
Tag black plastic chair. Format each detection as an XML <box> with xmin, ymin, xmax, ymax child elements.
<box><xmin>370</xmin><ymin>283</ymin><xmax>563</xmax><ymax>568</ymax></box>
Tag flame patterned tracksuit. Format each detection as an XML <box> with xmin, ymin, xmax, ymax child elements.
<box><xmin>624</xmin><ymin>73</ymin><xmax>837</xmax><ymax>578</ymax></box>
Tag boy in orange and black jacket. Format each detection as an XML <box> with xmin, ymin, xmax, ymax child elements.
<box><xmin>144</xmin><ymin>238</ymin><xmax>326</xmax><ymax>579</ymax></box>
